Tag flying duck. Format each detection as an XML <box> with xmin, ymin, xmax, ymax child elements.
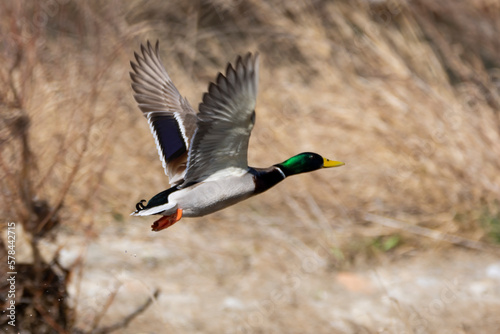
<box><xmin>130</xmin><ymin>41</ymin><xmax>344</xmax><ymax>231</ymax></box>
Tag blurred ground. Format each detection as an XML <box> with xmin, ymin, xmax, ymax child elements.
<box><xmin>1</xmin><ymin>0</ymin><xmax>500</xmax><ymax>333</ymax></box>
<box><xmin>49</xmin><ymin>223</ymin><xmax>500</xmax><ymax>333</ymax></box>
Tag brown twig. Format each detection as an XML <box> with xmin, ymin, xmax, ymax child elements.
<box><xmin>90</xmin><ymin>283</ymin><xmax>123</xmax><ymax>331</ymax></box>
<box><xmin>33</xmin><ymin>302</ymin><xmax>70</xmax><ymax>334</ymax></box>
<box><xmin>34</xmin><ymin>109</ymin><xmax>94</xmax><ymax>236</ymax></box>
<box><xmin>92</xmin><ymin>289</ymin><xmax>161</xmax><ymax>334</ymax></box>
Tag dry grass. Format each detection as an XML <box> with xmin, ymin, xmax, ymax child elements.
<box><xmin>1</xmin><ymin>0</ymin><xmax>500</xmax><ymax>333</ymax></box>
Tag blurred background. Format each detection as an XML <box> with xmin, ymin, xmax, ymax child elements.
<box><xmin>1</xmin><ymin>0</ymin><xmax>500</xmax><ymax>333</ymax></box>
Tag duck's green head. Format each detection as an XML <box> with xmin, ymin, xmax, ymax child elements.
<box><xmin>276</xmin><ymin>152</ymin><xmax>344</xmax><ymax>177</ymax></box>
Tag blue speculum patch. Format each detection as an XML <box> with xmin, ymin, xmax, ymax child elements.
<box><xmin>150</xmin><ymin>114</ymin><xmax>186</xmax><ymax>161</ymax></box>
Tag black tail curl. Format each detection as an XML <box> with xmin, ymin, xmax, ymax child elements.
<box><xmin>135</xmin><ymin>199</ymin><xmax>147</xmax><ymax>211</ymax></box>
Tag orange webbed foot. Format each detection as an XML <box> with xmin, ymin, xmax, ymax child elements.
<box><xmin>151</xmin><ymin>208</ymin><xmax>183</xmax><ymax>232</ymax></box>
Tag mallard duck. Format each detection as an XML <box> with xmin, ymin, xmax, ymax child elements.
<box><xmin>130</xmin><ymin>41</ymin><xmax>344</xmax><ymax>231</ymax></box>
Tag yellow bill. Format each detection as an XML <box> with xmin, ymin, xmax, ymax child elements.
<box><xmin>323</xmin><ymin>158</ymin><xmax>345</xmax><ymax>168</ymax></box>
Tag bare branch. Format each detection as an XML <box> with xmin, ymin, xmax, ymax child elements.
<box><xmin>92</xmin><ymin>289</ymin><xmax>161</xmax><ymax>334</ymax></box>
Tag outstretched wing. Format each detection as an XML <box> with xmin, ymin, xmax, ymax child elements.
<box><xmin>130</xmin><ymin>41</ymin><xmax>197</xmax><ymax>186</ymax></box>
<box><xmin>182</xmin><ymin>53</ymin><xmax>259</xmax><ymax>186</ymax></box>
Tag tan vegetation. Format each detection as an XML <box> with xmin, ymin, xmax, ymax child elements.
<box><xmin>1</xmin><ymin>0</ymin><xmax>500</xmax><ymax>333</ymax></box>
